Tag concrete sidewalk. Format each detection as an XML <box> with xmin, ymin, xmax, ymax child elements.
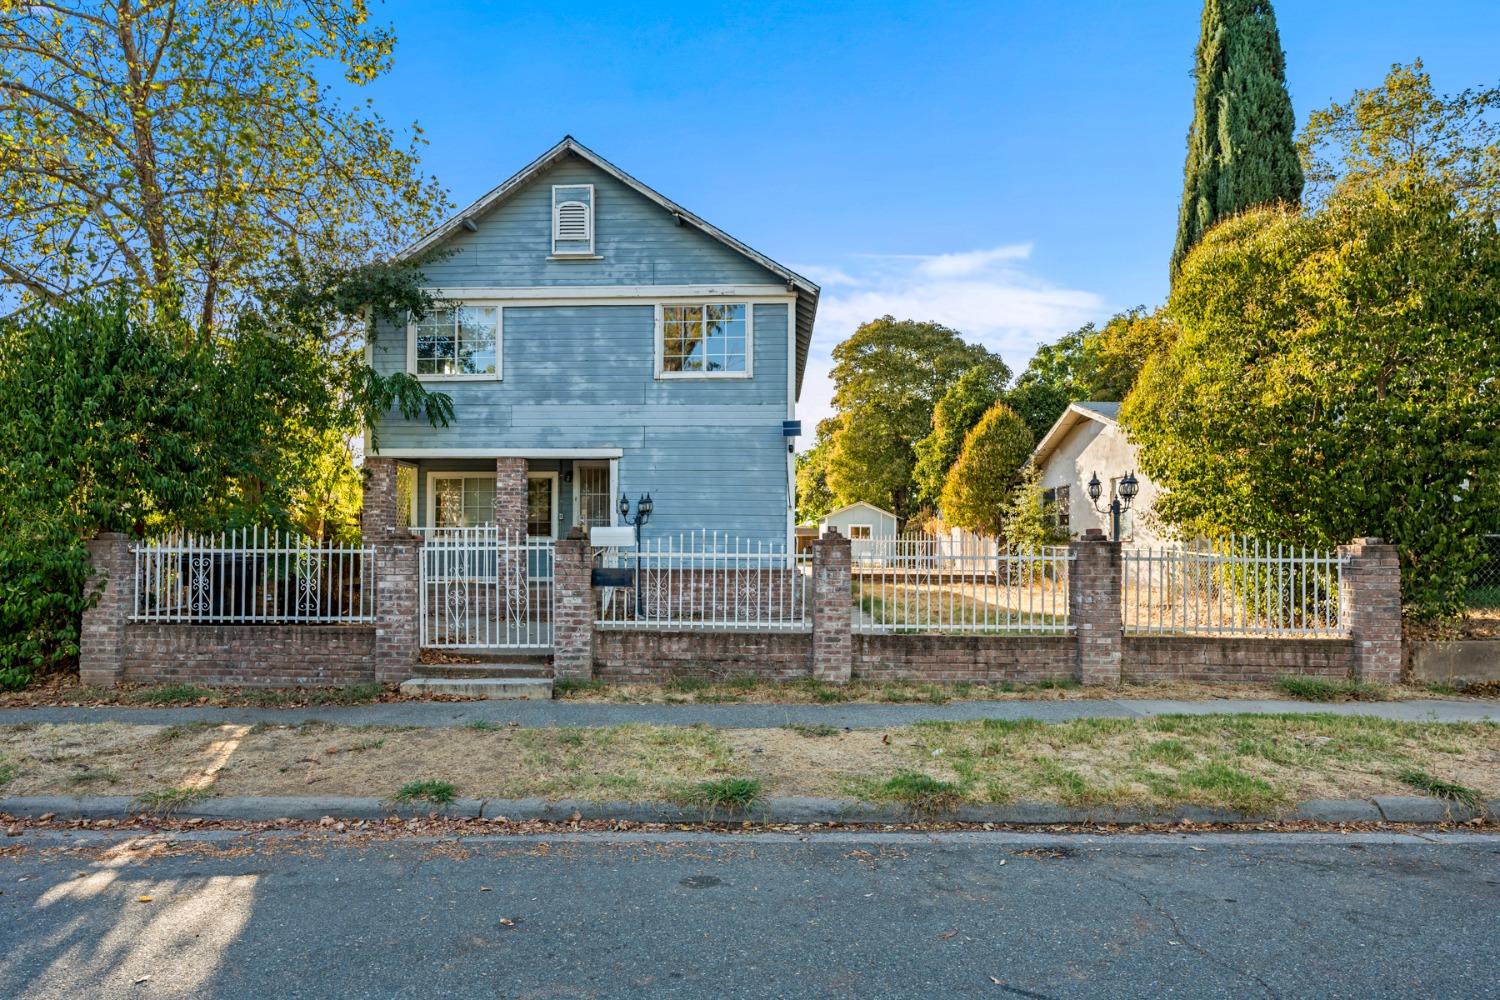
<box><xmin>0</xmin><ymin>696</ymin><xmax>1494</xmax><ymax>730</ymax></box>
<box><xmin>1</xmin><ymin>792</ymin><xmax>1495</xmax><ymax>826</ymax></box>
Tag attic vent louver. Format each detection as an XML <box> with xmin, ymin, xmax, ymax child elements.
<box><xmin>552</xmin><ymin>184</ymin><xmax>595</xmax><ymax>256</ymax></box>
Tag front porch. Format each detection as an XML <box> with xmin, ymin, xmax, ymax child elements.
<box><xmin>379</xmin><ymin>455</ymin><xmax>621</xmax><ymax>540</ymax></box>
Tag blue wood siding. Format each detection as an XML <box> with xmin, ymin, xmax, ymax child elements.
<box><xmin>417</xmin><ymin>156</ymin><xmax>778</xmax><ymax>288</ymax></box>
<box><xmin>369</xmin><ymin>151</ymin><xmax>796</xmax><ymax>545</ymax></box>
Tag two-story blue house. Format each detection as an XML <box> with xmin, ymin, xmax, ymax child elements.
<box><xmin>367</xmin><ymin>137</ymin><xmax>819</xmax><ymax>550</ymax></box>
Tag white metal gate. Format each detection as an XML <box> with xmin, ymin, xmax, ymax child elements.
<box><xmin>417</xmin><ymin>528</ymin><xmax>554</xmax><ymax>648</ymax></box>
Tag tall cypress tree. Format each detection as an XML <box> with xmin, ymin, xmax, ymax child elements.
<box><xmin>1171</xmin><ymin>0</ymin><xmax>1303</xmax><ymax>278</ymax></box>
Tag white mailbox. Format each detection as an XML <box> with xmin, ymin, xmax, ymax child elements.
<box><xmin>589</xmin><ymin>526</ymin><xmax>637</xmax><ymax>548</ymax></box>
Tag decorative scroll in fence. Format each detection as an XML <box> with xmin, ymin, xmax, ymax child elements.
<box><xmin>414</xmin><ymin>527</ymin><xmax>553</xmax><ymax>648</ymax></box>
<box><xmin>596</xmin><ymin>531</ymin><xmax>810</xmax><ymax>630</ymax></box>
<box><xmin>849</xmin><ymin>537</ymin><xmax>1072</xmax><ymax>635</ymax></box>
<box><xmin>133</xmin><ymin>529</ymin><xmax>374</xmax><ymax>624</ymax></box>
<box><xmin>1121</xmin><ymin>537</ymin><xmax>1344</xmax><ymax>636</ymax></box>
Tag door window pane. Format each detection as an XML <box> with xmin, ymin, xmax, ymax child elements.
<box><xmin>527</xmin><ymin>478</ymin><xmax>553</xmax><ymax>537</ymax></box>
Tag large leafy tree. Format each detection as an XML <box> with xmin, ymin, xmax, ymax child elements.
<box><xmin>912</xmin><ymin>367</ymin><xmax>1005</xmax><ymax>509</ymax></box>
<box><xmin>0</xmin><ymin>0</ymin><xmax>449</xmax><ymax>329</ymax></box>
<box><xmin>1170</xmin><ymin>0</ymin><xmax>1302</xmax><ymax>277</ymax></box>
<box><xmin>938</xmin><ymin>402</ymin><xmax>1033</xmax><ymax>538</ymax></box>
<box><xmin>0</xmin><ymin>267</ymin><xmax>452</xmax><ymax>684</ymax></box>
<box><xmin>1300</xmin><ymin>60</ymin><xmax>1500</xmax><ymax>220</ymax></box>
<box><xmin>1124</xmin><ymin>183</ymin><xmax>1500</xmax><ymax>617</ymax></box>
<box><xmin>1007</xmin><ymin>308</ymin><xmax>1174</xmax><ymax>440</ymax></box>
<box><xmin>794</xmin><ymin>418</ymin><xmax>839</xmax><ymax>525</ymax></box>
<box><xmin>826</xmin><ymin>317</ymin><xmax>1009</xmax><ymax>520</ymax></box>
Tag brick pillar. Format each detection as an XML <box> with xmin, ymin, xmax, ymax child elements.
<box><xmin>1070</xmin><ymin>529</ymin><xmax>1122</xmax><ymax>686</ymax></box>
<box><xmin>552</xmin><ymin>533</ymin><xmax>594</xmax><ymax>681</ymax></box>
<box><xmin>812</xmin><ymin>529</ymin><xmax>853</xmax><ymax>684</ymax></box>
<box><xmin>361</xmin><ymin>457</ymin><xmax>400</xmax><ymax>540</ymax></box>
<box><xmin>494</xmin><ymin>458</ymin><xmax>528</xmax><ymax>539</ymax></box>
<box><xmin>79</xmin><ymin>532</ymin><xmax>133</xmax><ymax>687</ymax></box>
<box><xmin>1339</xmin><ymin>537</ymin><xmax>1403</xmax><ymax>684</ymax></box>
<box><xmin>373</xmin><ymin>536</ymin><xmax>420</xmax><ymax>683</ymax></box>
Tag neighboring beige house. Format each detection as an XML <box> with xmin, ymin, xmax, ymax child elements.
<box><xmin>1029</xmin><ymin>402</ymin><xmax>1167</xmax><ymax>544</ymax></box>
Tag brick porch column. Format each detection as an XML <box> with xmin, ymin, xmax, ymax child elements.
<box><xmin>1339</xmin><ymin>537</ymin><xmax>1403</xmax><ymax>684</ymax></box>
<box><xmin>494</xmin><ymin>458</ymin><xmax>528</xmax><ymax>539</ymax></box>
<box><xmin>812</xmin><ymin>528</ymin><xmax>853</xmax><ymax>684</ymax></box>
<box><xmin>372</xmin><ymin>535</ymin><xmax>420</xmax><ymax>683</ymax></box>
<box><xmin>552</xmin><ymin>532</ymin><xmax>594</xmax><ymax>681</ymax></box>
<box><xmin>361</xmin><ymin>457</ymin><xmax>400</xmax><ymax>540</ymax></box>
<box><xmin>80</xmin><ymin>532</ymin><xmax>133</xmax><ymax>688</ymax></box>
<box><xmin>1070</xmin><ymin>529</ymin><xmax>1122</xmax><ymax>686</ymax></box>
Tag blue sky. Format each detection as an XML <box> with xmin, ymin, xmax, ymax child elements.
<box><xmin>359</xmin><ymin>1</ymin><xmax>1499</xmax><ymax>438</ymax></box>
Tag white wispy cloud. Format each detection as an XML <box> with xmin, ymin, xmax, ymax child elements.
<box><xmin>795</xmin><ymin>244</ymin><xmax>1107</xmax><ymax>449</ymax></box>
<box><xmin>912</xmin><ymin>243</ymin><xmax>1034</xmax><ymax>278</ymax></box>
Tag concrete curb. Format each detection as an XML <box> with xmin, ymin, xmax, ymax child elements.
<box><xmin>2</xmin><ymin>795</ymin><xmax>1493</xmax><ymax>827</ymax></box>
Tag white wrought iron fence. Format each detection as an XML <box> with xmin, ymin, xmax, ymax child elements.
<box><xmin>596</xmin><ymin>531</ymin><xmax>810</xmax><ymax>630</ymax></box>
<box><xmin>133</xmin><ymin>529</ymin><xmax>374</xmax><ymax>624</ymax></box>
<box><xmin>416</xmin><ymin>527</ymin><xmax>554</xmax><ymax>648</ymax></box>
<box><xmin>851</xmin><ymin>538</ymin><xmax>1072</xmax><ymax>634</ymax></box>
<box><xmin>1122</xmin><ymin>537</ymin><xmax>1344</xmax><ymax>636</ymax></box>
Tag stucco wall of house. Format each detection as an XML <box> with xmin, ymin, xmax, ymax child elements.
<box><xmin>1035</xmin><ymin>418</ymin><xmax>1167</xmax><ymax>544</ymax></box>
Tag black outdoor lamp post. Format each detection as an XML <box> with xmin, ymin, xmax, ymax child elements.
<box><xmin>1087</xmin><ymin>471</ymin><xmax>1139</xmax><ymax>542</ymax></box>
<box><xmin>618</xmin><ymin>493</ymin><xmax>653</xmax><ymax>545</ymax></box>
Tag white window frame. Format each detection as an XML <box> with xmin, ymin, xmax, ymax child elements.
<box><xmin>847</xmin><ymin>523</ymin><xmax>873</xmax><ymax>540</ymax></box>
<box><xmin>654</xmin><ymin>301</ymin><xmax>754</xmax><ymax>380</ymax></box>
<box><xmin>422</xmin><ymin>471</ymin><xmax>561</xmax><ymax>539</ymax></box>
<box><xmin>551</xmin><ymin>183</ymin><xmax>595</xmax><ymax>257</ymax></box>
<box><xmin>406</xmin><ymin>302</ymin><xmax>503</xmax><ymax>382</ymax></box>
<box><xmin>426</xmin><ymin>472</ymin><xmax>499</xmax><ymax>529</ymax></box>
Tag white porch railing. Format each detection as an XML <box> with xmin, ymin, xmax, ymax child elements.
<box><xmin>851</xmin><ymin>538</ymin><xmax>1072</xmax><ymax>634</ymax></box>
<box><xmin>596</xmin><ymin>531</ymin><xmax>811</xmax><ymax>630</ymax></box>
<box><xmin>132</xmin><ymin>529</ymin><xmax>374</xmax><ymax>624</ymax></box>
<box><xmin>1121</xmin><ymin>538</ymin><xmax>1345</xmax><ymax>636</ymax></box>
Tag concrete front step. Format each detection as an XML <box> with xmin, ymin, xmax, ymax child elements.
<box><xmin>398</xmin><ymin>677</ymin><xmax>553</xmax><ymax>700</ymax></box>
<box><xmin>413</xmin><ymin>662</ymin><xmax>551</xmax><ymax>680</ymax></box>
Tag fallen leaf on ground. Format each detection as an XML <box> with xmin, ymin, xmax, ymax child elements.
<box><xmin>136</xmin><ymin>895</ymin><xmax>153</xmax><ymax>903</ymax></box>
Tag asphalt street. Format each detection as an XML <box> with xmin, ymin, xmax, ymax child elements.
<box><xmin>2</xmin><ymin>829</ymin><xmax>1497</xmax><ymax>999</ymax></box>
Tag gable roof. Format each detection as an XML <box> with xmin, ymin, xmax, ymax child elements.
<box><xmin>395</xmin><ymin>136</ymin><xmax>821</xmax><ymax>396</ymax></box>
<box><xmin>1029</xmin><ymin>401</ymin><xmax>1126</xmax><ymax>468</ymax></box>
<box><xmin>820</xmin><ymin>500</ymin><xmax>897</xmax><ymax>522</ymax></box>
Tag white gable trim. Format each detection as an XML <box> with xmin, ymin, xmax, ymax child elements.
<box><xmin>821</xmin><ymin>500</ymin><xmax>897</xmax><ymax>522</ymax></box>
<box><xmin>1029</xmin><ymin>403</ymin><xmax>1122</xmax><ymax>470</ymax></box>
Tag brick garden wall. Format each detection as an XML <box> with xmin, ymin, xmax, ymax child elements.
<box><xmin>119</xmin><ymin>623</ymin><xmax>377</xmax><ymax>687</ymax></box>
<box><xmin>593</xmin><ymin>628</ymin><xmax>812</xmax><ymax>683</ymax></box>
<box><xmin>1120</xmin><ymin>636</ymin><xmax>1353</xmax><ymax>684</ymax></box>
<box><xmin>851</xmin><ymin>634</ymin><xmax>1076</xmax><ymax>684</ymax></box>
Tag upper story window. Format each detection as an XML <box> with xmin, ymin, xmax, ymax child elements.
<box><xmin>551</xmin><ymin>184</ymin><xmax>595</xmax><ymax>257</ymax></box>
<box><xmin>657</xmin><ymin>302</ymin><xmax>751</xmax><ymax>379</ymax></box>
<box><xmin>410</xmin><ymin>304</ymin><xmax>500</xmax><ymax>380</ymax></box>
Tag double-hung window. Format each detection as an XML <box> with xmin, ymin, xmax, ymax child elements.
<box><xmin>411</xmin><ymin>305</ymin><xmax>500</xmax><ymax>379</ymax></box>
<box><xmin>433</xmin><ymin>475</ymin><xmax>496</xmax><ymax>528</ymax></box>
<box><xmin>658</xmin><ymin>303</ymin><xmax>751</xmax><ymax>378</ymax></box>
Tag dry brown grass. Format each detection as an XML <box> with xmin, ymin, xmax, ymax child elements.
<box><xmin>0</xmin><ymin>716</ymin><xmax>1494</xmax><ymax>814</ymax></box>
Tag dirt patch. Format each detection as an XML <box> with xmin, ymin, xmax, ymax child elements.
<box><xmin>1</xmin><ymin>716</ymin><xmax>1495</xmax><ymax>815</ymax></box>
